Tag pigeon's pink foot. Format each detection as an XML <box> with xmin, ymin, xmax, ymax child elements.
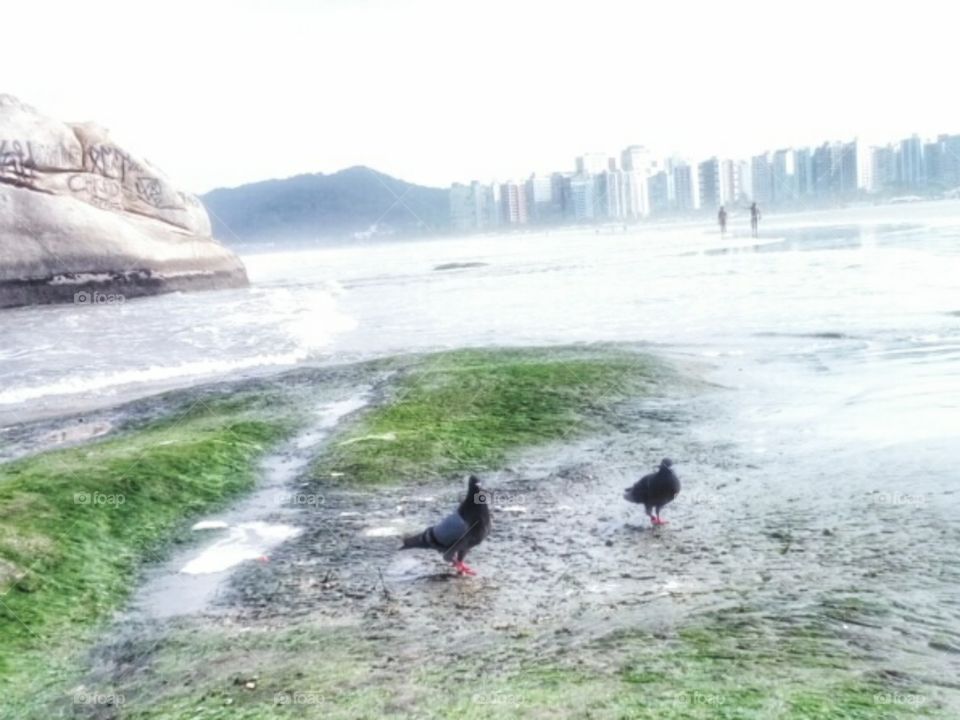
<box><xmin>656</xmin><ymin>518</ymin><xmax>669</xmax><ymax>525</ymax></box>
<box><xmin>452</xmin><ymin>560</ymin><xmax>473</xmax><ymax>575</ymax></box>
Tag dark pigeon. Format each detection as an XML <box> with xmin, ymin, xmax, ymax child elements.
<box><xmin>624</xmin><ymin>458</ymin><xmax>680</xmax><ymax>526</ymax></box>
<box><xmin>401</xmin><ymin>475</ymin><xmax>492</xmax><ymax>575</ymax></box>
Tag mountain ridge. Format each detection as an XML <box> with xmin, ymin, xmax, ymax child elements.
<box><xmin>201</xmin><ymin>165</ymin><xmax>449</xmax><ymax>244</ymax></box>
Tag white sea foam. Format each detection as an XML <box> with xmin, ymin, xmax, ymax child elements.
<box><xmin>0</xmin><ymin>352</ymin><xmax>307</xmax><ymax>406</ymax></box>
<box><xmin>0</xmin><ymin>284</ymin><xmax>355</xmax><ymax>409</ymax></box>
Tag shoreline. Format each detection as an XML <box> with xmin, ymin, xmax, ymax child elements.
<box><xmin>0</xmin><ymin>341</ymin><xmax>686</xmax><ymax>463</ymax></box>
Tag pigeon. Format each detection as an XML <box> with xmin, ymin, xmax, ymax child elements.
<box><xmin>401</xmin><ymin>475</ymin><xmax>492</xmax><ymax>576</ymax></box>
<box><xmin>624</xmin><ymin>458</ymin><xmax>680</xmax><ymax>526</ymax></box>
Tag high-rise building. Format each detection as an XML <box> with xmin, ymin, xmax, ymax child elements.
<box><xmin>770</xmin><ymin>149</ymin><xmax>797</xmax><ymax>204</ymax></box>
<box><xmin>898</xmin><ymin>135</ymin><xmax>925</xmax><ymax>188</ymax></box>
<box><xmin>550</xmin><ymin>172</ymin><xmax>568</xmax><ymax>219</ymax></box>
<box><xmin>719</xmin><ymin>159</ymin><xmax>739</xmax><ymax>205</ymax></box>
<box><xmin>667</xmin><ymin>160</ymin><xmax>697</xmax><ymax>212</ymax></box>
<box><xmin>499</xmin><ymin>181</ymin><xmax>528</xmax><ymax>225</ymax></box>
<box><xmin>598</xmin><ymin>168</ymin><xmax>627</xmax><ymax>219</ymax></box>
<box><xmin>647</xmin><ymin>171</ymin><xmax>670</xmax><ymax>215</ymax></box>
<box><xmin>623</xmin><ymin>170</ymin><xmax>650</xmax><ymax>218</ymax></box>
<box><xmin>525</xmin><ymin>174</ymin><xmax>561</xmax><ymax>223</ymax></box>
<box><xmin>568</xmin><ymin>174</ymin><xmax>597</xmax><ymax>221</ymax></box>
<box><xmin>809</xmin><ymin>141</ymin><xmax>857</xmax><ymax>198</ymax></box>
<box><xmin>560</xmin><ymin>176</ymin><xmax>574</xmax><ymax>221</ymax></box>
<box><xmin>838</xmin><ymin>141</ymin><xmax>859</xmax><ymax>195</ymax></box>
<box><xmin>811</xmin><ymin>143</ymin><xmax>831</xmax><ymax>196</ymax></box>
<box><xmin>854</xmin><ymin>139</ymin><xmax>873</xmax><ymax>192</ymax></box>
<box><xmin>751</xmin><ymin>153</ymin><xmax>773</xmax><ymax>204</ymax></box>
<box><xmin>941</xmin><ymin>135</ymin><xmax>960</xmax><ymax>189</ymax></box>
<box><xmin>736</xmin><ymin>160</ymin><xmax>753</xmax><ymax>201</ymax></box>
<box><xmin>449</xmin><ymin>181</ymin><xmax>500</xmax><ymax>232</ymax></box>
<box><xmin>698</xmin><ymin>158</ymin><xmax>738</xmax><ymax>209</ymax></box>
<box><xmin>450</xmin><ymin>183</ymin><xmax>477</xmax><ymax>232</ymax></box>
<box><xmin>698</xmin><ymin>157</ymin><xmax>721</xmax><ymax>210</ymax></box>
<box><xmin>620</xmin><ymin>145</ymin><xmax>658</xmax><ymax>218</ymax></box>
<box><xmin>924</xmin><ymin>140</ymin><xmax>944</xmax><ymax>188</ymax></box>
<box><xmin>794</xmin><ymin>148</ymin><xmax>814</xmax><ymax>197</ymax></box>
<box><xmin>482</xmin><ymin>183</ymin><xmax>502</xmax><ymax>228</ymax></box>
<box><xmin>479</xmin><ymin>183</ymin><xmax>498</xmax><ymax>228</ymax></box>
<box><xmin>871</xmin><ymin>144</ymin><xmax>898</xmax><ymax>193</ymax></box>
<box><xmin>595</xmin><ymin>172</ymin><xmax>610</xmax><ymax>218</ymax></box>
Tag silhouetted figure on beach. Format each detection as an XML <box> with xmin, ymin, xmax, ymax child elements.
<box><xmin>750</xmin><ymin>202</ymin><xmax>761</xmax><ymax>237</ymax></box>
<box><xmin>718</xmin><ymin>206</ymin><xmax>727</xmax><ymax>235</ymax></box>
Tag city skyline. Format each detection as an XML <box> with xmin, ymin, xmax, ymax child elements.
<box><xmin>450</xmin><ymin>129</ymin><xmax>960</xmax><ymax>231</ymax></box>
<box><xmin>7</xmin><ymin>0</ymin><xmax>958</xmax><ymax>193</ymax></box>
<box><xmin>450</xmin><ymin>128</ymin><xmax>960</xmax><ymax>189</ymax></box>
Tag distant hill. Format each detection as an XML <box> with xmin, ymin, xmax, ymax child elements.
<box><xmin>201</xmin><ymin>166</ymin><xmax>449</xmax><ymax>244</ymax></box>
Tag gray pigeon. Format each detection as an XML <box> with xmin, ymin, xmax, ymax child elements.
<box><xmin>401</xmin><ymin>475</ymin><xmax>492</xmax><ymax>575</ymax></box>
<box><xmin>624</xmin><ymin>458</ymin><xmax>681</xmax><ymax>526</ymax></box>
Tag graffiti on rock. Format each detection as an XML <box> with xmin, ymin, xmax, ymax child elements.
<box><xmin>134</xmin><ymin>176</ymin><xmax>166</xmax><ymax>208</ymax></box>
<box><xmin>85</xmin><ymin>143</ymin><xmax>143</xmax><ymax>182</ymax></box>
<box><xmin>67</xmin><ymin>173</ymin><xmax>123</xmax><ymax>210</ymax></box>
<box><xmin>0</xmin><ymin>139</ymin><xmax>36</xmax><ymax>182</ymax></box>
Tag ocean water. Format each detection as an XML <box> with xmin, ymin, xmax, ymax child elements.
<box><xmin>2</xmin><ymin>201</ymin><xmax>959</xmax><ymax>434</ymax></box>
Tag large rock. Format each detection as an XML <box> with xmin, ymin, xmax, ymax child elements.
<box><xmin>0</xmin><ymin>95</ymin><xmax>247</xmax><ymax>308</ymax></box>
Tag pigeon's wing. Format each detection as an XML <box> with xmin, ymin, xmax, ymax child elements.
<box><xmin>626</xmin><ymin>472</ymin><xmax>655</xmax><ymax>504</ymax></box>
<box><xmin>430</xmin><ymin>510</ymin><xmax>469</xmax><ymax>549</ymax></box>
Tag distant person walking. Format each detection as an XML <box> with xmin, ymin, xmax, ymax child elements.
<box><xmin>718</xmin><ymin>205</ymin><xmax>727</xmax><ymax>235</ymax></box>
<box><xmin>750</xmin><ymin>202</ymin><xmax>761</xmax><ymax>237</ymax></box>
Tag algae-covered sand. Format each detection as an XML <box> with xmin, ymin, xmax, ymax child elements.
<box><xmin>0</xmin><ymin>392</ymin><xmax>297</xmax><ymax>694</ymax></box>
<box><xmin>0</xmin><ymin>347</ymin><xmax>953</xmax><ymax>719</ymax></box>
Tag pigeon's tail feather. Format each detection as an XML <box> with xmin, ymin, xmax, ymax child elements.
<box><xmin>401</xmin><ymin>529</ymin><xmax>431</xmax><ymax>550</ymax></box>
<box><xmin>624</xmin><ymin>481</ymin><xmax>647</xmax><ymax>504</ymax></box>
<box><xmin>400</xmin><ymin>511</ymin><xmax>467</xmax><ymax>552</ymax></box>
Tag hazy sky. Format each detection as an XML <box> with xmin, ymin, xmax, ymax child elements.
<box><xmin>5</xmin><ymin>0</ymin><xmax>956</xmax><ymax>192</ymax></box>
